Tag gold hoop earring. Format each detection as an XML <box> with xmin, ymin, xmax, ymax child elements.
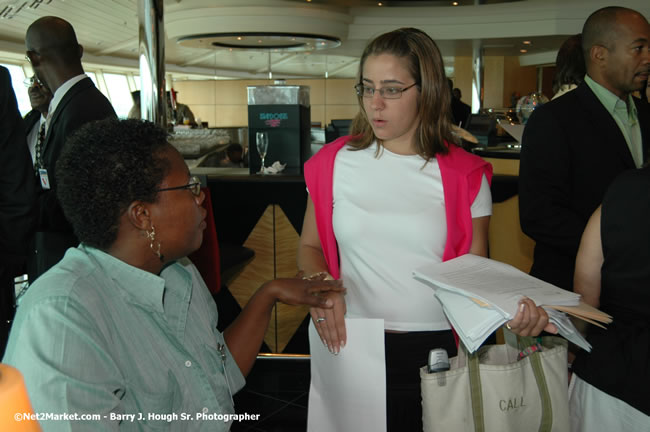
<box><xmin>146</xmin><ymin>225</ymin><xmax>164</xmax><ymax>262</ymax></box>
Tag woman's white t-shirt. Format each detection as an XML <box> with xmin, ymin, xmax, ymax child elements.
<box><xmin>331</xmin><ymin>143</ymin><xmax>491</xmax><ymax>331</ymax></box>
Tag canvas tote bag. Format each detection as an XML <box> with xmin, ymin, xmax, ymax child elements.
<box><xmin>421</xmin><ymin>336</ymin><xmax>569</xmax><ymax>432</ymax></box>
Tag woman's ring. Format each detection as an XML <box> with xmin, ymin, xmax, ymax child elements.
<box><xmin>316</xmin><ymin>317</ymin><xmax>326</xmax><ymax>323</ymax></box>
<box><xmin>505</xmin><ymin>323</ymin><xmax>513</xmax><ymax>330</ymax></box>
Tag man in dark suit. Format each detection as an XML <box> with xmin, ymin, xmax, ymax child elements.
<box><xmin>448</xmin><ymin>79</ymin><xmax>471</xmax><ymax>127</ymax></box>
<box><xmin>0</xmin><ymin>66</ymin><xmax>38</xmax><ymax>355</ymax></box>
<box><xmin>519</xmin><ymin>6</ymin><xmax>650</xmax><ymax>291</ymax></box>
<box><xmin>25</xmin><ymin>16</ymin><xmax>116</xmax><ymax>280</ymax></box>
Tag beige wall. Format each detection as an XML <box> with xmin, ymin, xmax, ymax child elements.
<box><xmin>173</xmin><ymin>78</ymin><xmax>358</xmax><ymax>128</ymax></box>
<box><xmin>453</xmin><ymin>56</ymin><xmax>473</xmax><ymax>108</ymax></box>
<box><xmin>484</xmin><ymin>56</ymin><xmax>505</xmax><ymax>109</ymax></box>
<box><xmin>503</xmin><ymin>57</ymin><xmax>537</xmax><ymax>108</ymax></box>
<box><xmin>174</xmin><ymin>58</ymin><xmax>537</xmax><ymax>127</ymax></box>
<box><xmin>453</xmin><ymin>55</ymin><xmax>538</xmax><ymax>109</ymax></box>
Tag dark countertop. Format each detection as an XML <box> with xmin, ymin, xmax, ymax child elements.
<box><xmin>191</xmin><ymin>167</ymin><xmax>304</xmax><ymax>181</ymax></box>
<box><xmin>471</xmin><ymin>145</ymin><xmax>521</xmax><ymax>160</ymax></box>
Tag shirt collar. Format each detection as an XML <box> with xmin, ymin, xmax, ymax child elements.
<box><xmin>47</xmin><ymin>74</ymin><xmax>88</xmax><ymax>123</ymax></box>
<box><xmin>81</xmin><ymin>245</ymin><xmax>175</xmax><ymax>314</ymax></box>
<box><xmin>585</xmin><ymin>74</ymin><xmax>638</xmax><ymax>119</ymax></box>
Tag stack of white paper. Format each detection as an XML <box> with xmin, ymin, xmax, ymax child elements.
<box><xmin>413</xmin><ymin>254</ymin><xmax>592</xmax><ymax>352</ymax></box>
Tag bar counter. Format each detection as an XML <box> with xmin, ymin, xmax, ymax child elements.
<box><xmin>191</xmin><ymin>167</ymin><xmax>309</xmax><ymax>354</ymax></box>
<box><xmin>472</xmin><ymin>144</ymin><xmax>520</xmax><ymax>176</ymax></box>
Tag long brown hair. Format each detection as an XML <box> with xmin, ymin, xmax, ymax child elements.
<box><xmin>348</xmin><ymin>27</ymin><xmax>456</xmax><ymax>159</ymax></box>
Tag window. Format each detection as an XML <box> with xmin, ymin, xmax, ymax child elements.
<box><xmin>103</xmin><ymin>73</ymin><xmax>134</xmax><ymax>119</ymax></box>
<box><xmin>1</xmin><ymin>63</ymin><xmax>30</xmax><ymax>116</ymax></box>
<box><xmin>86</xmin><ymin>71</ymin><xmax>98</xmax><ymax>88</ymax></box>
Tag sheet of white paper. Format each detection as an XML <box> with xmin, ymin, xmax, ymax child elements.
<box><xmin>413</xmin><ymin>255</ymin><xmax>588</xmax><ymax>352</ymax></box>
<box><xmin>545</xmin><ymin>308</ymin><xmax>591</xmax><ymax>351</ymax></box>
<box><xmin>307</xmin><ymin>318</ymin><xmax>386</xmax><ymax>432</ymax></box>
<box><xmin>413</xmin><ymin>254</ymin><xmax>579</xmax><ymax>319</ymax></box>
<box><xmin>498</xmin><ymin>122</ymin><xmax>525</xmax><ymax>143</ymax></box>
<box><xmin>435</xmin><ymin>289</ymin><xmax>504</xmax><ymax>352</ymax></box>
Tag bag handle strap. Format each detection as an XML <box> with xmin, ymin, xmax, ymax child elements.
<box><xmin>466</xmin><ymin>337</ymin><xmax>553</xmax><ymax>432</ymax></box>
<box><xmin>529</xmin><ymin>347</ymin><xmax>553</xmax><ymax>431</ymax></box>
<box><xmin>465</xmin><ymin>344</ymin><xmax>485</xmax><ymax>432</ymax></box>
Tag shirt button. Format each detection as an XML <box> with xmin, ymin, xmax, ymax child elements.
<box><xmin>202</xmin><ymin>407</ymin><xmax>209</xmax><ymax>414</ymax></box>
<box><xmin>185</xmin><ymin>360</ymin><xmax>192</xmax><ymax>367</ymax></box>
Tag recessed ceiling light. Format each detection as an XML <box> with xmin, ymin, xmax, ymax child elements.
<box><xmin>520</xmin><ymin>49</ymin><xmax>528</xmax><ymax>53</ymax></box>
<box><xmin>523</xmin><ymin>40</ymin><xmax>531</xmax><ymax>45</ymax></box>
<box><xmin>452</xmin><ymin>1</ymin><xmax>459</xmax><ymax>5</ymax></box>
<box><xmin>378</xmin><ymin>2</ymin><xmax>383</xmax><ymax>6</ymax></box>
<box><xmin>180</xmin><ymin>33</ymin><xmax>341</xmax><ymax>52</ymax></box>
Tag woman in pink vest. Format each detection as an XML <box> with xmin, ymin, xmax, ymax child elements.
<box><xmin>298</xmin><ymin>28</ymin><xmax>554</xmax><ymax>431</ymax></box>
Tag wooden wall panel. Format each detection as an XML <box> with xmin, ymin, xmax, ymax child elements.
<box><xmin>190</xmin><ymin>105</ymin><xmax>216</xmax><ymax>127</ymax></box>
<box><xmin>325</xmin><ymin>105</ymin><xmax>359</xmax><ymax>125</ymax></box>
<box><xmin>215</xmin><ymin>105</ymin><xmax>248</xmax><ymax>127</ymax></box>
<box><xmin>310</xmin><ymin>105</ymin><xmax>326</xmax><ymax>128</ymax></box>
<box><xmin>503</xmin><ymin>56</ymin><xmax>538</xmax><ymax>108</ymax></box>
<box><xmin>228</xmin><ymin>205</ymin><xmax>307</xmax><ymax>353</ymax></box>
<box><xmin>453</xmin><ymin>56</ymin><xmax>473</xmax><ymax>109</ymax></box>
<box><xmin>174</xmin><ymin>80</ymin><xmax>216</xmax><ymax>105</ymax></box>
<box><xmin>489</xmin><ymin>195</ymin><xmax>534</xmax><ymax>273</ymax></box>
<box><xmin>325</xmin><ymin>78</ymin><xmax>358</xmax><ymax>105</ymax></box>
<box><xmin>484</xmin><ymin>56</ymin><xmax>505</xmax><ymax>109</ymax></box>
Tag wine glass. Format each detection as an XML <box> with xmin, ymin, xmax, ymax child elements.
<box><xmin>256</xmin><ymin>131</ymin><xmax>269</xmax><ymax>174</ymax></box>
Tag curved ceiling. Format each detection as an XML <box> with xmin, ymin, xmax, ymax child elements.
<box><xmin>0</xmin><ymin>0</ymin><xmax>648</xmax><ymax>80</ymax></box>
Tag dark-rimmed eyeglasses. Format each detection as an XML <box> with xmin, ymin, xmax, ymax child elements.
<box><xmin>354</xmin><ymin>82</ymin><xmax>418</xmax><ymax>99</ymax></box>
<box><xmin>156</xmin><ymin>176</ymin><xmax>201</xmax><ymax>197</ymax></box>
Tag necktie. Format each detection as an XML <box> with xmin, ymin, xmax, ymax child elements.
<box><xmin>34</xmin><ymin>122</ymin><xmax>46</xmax><ymax>172</ymax></box>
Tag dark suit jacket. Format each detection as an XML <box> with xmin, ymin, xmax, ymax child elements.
<box><xmin>28</xmin><ymin>77</ymin><xmax>115</xmax><ymax>280</ymax></box>
<box><xmin>0</xmin><ymin>66</ymin><xmax>37</xmax><ymax>261</ymax></box>
<box><xmin>36</xmin><ymin>77</ymin><xmax>116</xmax><ymax>233</ymax></box>
<box><xmin>518</xmin><ymin>81</ymin><xmax>650</xmax><ymax>290</ymax></box>
<box><xmin>1</xmin><ymin>67</ymin><xmax>38</xmax><ymax>350</ymax></box>
<box><xmin>24</xmin><ymin>109</ymin><xmax>41</xmax><ymax>137</ymax></box>
<box><xmin>451</xmin><ymin>97</ymin><xmax>471</xmax><ymax>127</ymax></box>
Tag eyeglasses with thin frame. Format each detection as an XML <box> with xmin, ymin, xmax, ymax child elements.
<box><xmin>156</xmin><ymin>176</ymin><xmax>202</xmax><ymax>197</ymax></box>
<box><xmin>23</xmin><ymin>76</ymin><xmax>43</xmax><ymax>88</ymax></box>
<box><xmin>354</xmin><ymin>82</ymin><xmax>418</xmax><ymax>99</ymax></box>
<box><xmin>25</xmin><ymin>50</ymin><xmax>41</xmax><ymax>64</ymax></box>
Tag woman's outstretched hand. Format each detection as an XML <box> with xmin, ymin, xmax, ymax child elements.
<box><xmin>310</xmin><ymin>291</ymin><xmax>347</xmax><ymax>355</ymax></box>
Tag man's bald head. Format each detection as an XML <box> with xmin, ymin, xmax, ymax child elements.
<box><xmin>582</xmin><ymin>7</ymin><xmax>642</xmax><ymax>63</ymax></box>
<box><xmin>25</xmin><ymin>16</ymin><xmax>84</xmax><ymax>92</ymax></box>
<box><xmin>26</xmin><ymin>16</ymin><xmax>82</xmax><ymax>65</ymax></box>
<box><xmin>581</xmin><ymin>6</ymin><xmax>650</xmax><ymax>99</ymax></box>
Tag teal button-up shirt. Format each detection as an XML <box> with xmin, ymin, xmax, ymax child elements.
<box><xmin>585</xmin><ymin>75</ymin><xmax>643</xmax><ymax>167</ymax></box>
<box><xmin>3</xmin><ymin>245</ymin><xmax>245</xmax><ymax>431</ymax></box>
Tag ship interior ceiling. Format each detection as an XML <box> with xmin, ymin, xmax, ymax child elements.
<box><xmin>2</xmin><ymin>0</ymin><xmax>647</xmax><ymax>84</ymax></box>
